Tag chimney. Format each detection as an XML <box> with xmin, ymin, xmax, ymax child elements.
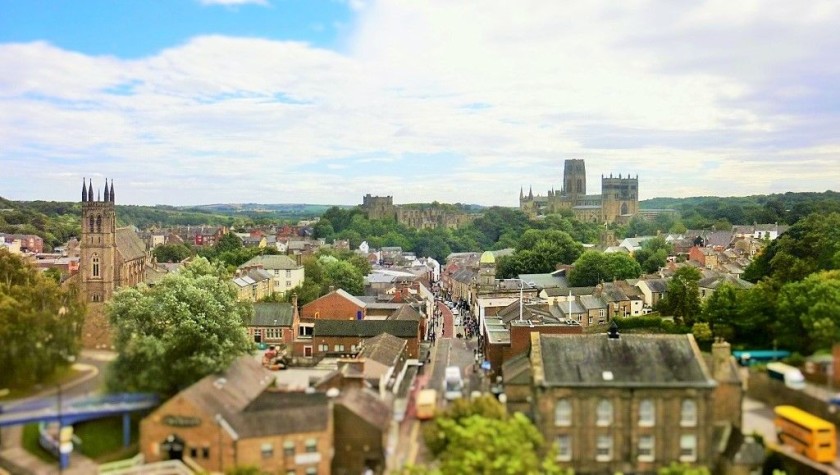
<box><xmin>328</xmin><ymin>285</ymin><xmax>335</xmax><ymax>293</ymax></box>
<box><xmin>711</xmin><ymin>337</ymin><xmax>734</xmax><ymax>380</ymax></box>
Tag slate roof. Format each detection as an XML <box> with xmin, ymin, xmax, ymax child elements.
<box><xmin>579</xmin><ymin>295</ymin><xmax>607</xmax><ymax>310</ymax></box>
<box><xmin>238</xmin><ymin>391</ymin><xmax>329</xmax><ymax>438</ymax></box>
<box><xmin>502</xmin><ymin>351</ymin><xmax>532</xmax><ymax>385</ymax></box>
<box><xmin>116</xmin><ymin>227</ymin><xmax>146</xmax><ymax>261</ymax></box>
<box><xmin>451</xmin><ymin>268</ymin><xmax>476</xmax><ymax>284</ymax></box>
<box><xmin>639</xmin><ymin>279</ymin><xmax>668</xmax><ymax>293</ymax></box>
<box><xmin>335</xmin><ymin>388</ymin><xmax>391</xmax><ymax>431</ymax></box>
<box><xmin>333</xmin><ymin>288</ymin><xmax>368</xmax><ymax>308</ymax></box>
<box><xmin>389</xmin><ymin>305</ymin><xmax>422</xmax><ymax>321</ymax></box>
<box><xmin>698</xmin><ymin>274</ymin><xmax>755</xmax><ymax>291</ymax></box>
<box><xmin>250</xmin><ymin>302</ymin><xmax>295</xmax><ymax>327</ymax></box>
<box><xmin>313</xmin><ymin>320</ymin><xmax>418</xmax><ymax>338</ymax></box>
<box><xmin>518</xmin><ymin>273</ymin><xmax>569</xmax><ymax>289</ymax></box>
<box><xmin>240</xmin><ymin>254</ymin><xmax>301</xmax><ymax>270</ymax></box>
<box><xmin>358</xmin><ymin>333</ymin><xmax>407</xmax><ymax>366</ymax></box>
<box><xmin>535</xmin><ymin>333</ymin><xmax>715</xmax><ymax>388</ymax></box>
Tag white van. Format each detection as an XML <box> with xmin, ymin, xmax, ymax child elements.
<box><xmin>444</xmin><ymin>366</ymin><xmax>464</xmax><ymax>401</ymax></box>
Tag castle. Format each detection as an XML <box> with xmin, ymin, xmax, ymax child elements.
<box><xmin>73</xmin><ymin>179</ymin><xmax>151</xmax><ymax>347</ymax></box>
<box><xmin>361</xmin><ymin>195</ymin><xmax>473</xmax><ymax>229</ymax></box>
<box><xmin>519</xmin><ymin>159</ymin><xmax>639</xmax><ymax>223</ymax></box>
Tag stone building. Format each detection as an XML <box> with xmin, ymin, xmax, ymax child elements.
<box><xmin>504</xmin><ymin>329</ymin><xmax>717</xmax><ymax>474</ymax></box>
<box><xmin>360</xmin><ymin>194</ymin><xmax>473</xmax><ymax>230</ymax></box>
<box><xmin>72</xmin><ymin>179</ymin><xmax>151</xmax><ymax>348</ymax></box>
<box><xmin>519</xmin><ymin>159</ymin><xmax>639</xmax><ymax>223</ymax></box>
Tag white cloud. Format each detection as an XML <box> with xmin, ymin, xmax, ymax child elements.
<box><xmin>0</xmin><ymin>0</ymin><xmax>838</xmax><ymax>207</ymax></box>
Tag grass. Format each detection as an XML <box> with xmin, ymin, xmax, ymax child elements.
<box><xmin>74</xmin><ymin>414</ymin><xmax>141</xmax><ymax>462</ymax></box>
<box><xmin>0</xmin><ymin>366</ymin><xmax>84</xmax><ymax>402</ymax></box>
<box><xmin>21</xmin><ymin>423</ymin><xmax>58</xmax><ymax>463</ymax></box>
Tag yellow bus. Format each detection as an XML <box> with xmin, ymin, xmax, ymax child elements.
<box><xmin>774</xmin><ymin>405</ymin><xmax>837</xmax><ymax>463</ymax></box>
<box><xmin>416</xmin><ymin>389</ymin><xmax>438</xmax><ymax>420</ymax></box>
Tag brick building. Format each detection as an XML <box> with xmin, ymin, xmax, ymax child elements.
<box><xmin>246</xmin><ymin>302</ymin><xmax>297</xmax><ymax>346</ymax></box>
<box><xmin>140</xmin><ymin>357</ymin><xmax>332</xmax><ymax>474</ymax></box>
<box><xmin>310</xmin><ymin>320</ymin><xmax>419</xmax><ymax>359</ymax></box>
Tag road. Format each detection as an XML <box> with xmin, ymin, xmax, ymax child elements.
<box><xmin>394</xmin><ymin>300</ymin><xmax>482</xmax><ymax>467</ymax></box>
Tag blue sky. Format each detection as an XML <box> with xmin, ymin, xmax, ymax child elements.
<box><xmin>1</xmin><ymin>0</ymin><xmax>839</xmax><ymax>207</ymax></box>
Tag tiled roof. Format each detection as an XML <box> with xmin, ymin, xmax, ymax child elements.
<box><xmin>389</xmin><ymin>305</ymin><xmax>422</xmax><ymax>321</ymax></box>
<box><xmin>313</xmin><ymin>320</ymin><xmax>418</xmax><ymax>338</ymax></box>
<box><xmin>536</xmin><ymin>334</ymin><xmax>714</xmax><ymax>388</ymax></box>
<box><xmin>358</xmin><ymin>333</ymin><xmax>407</xmax><ymax>366</ymax></box>
<box><xmin>240</xmin><ymin>255</ymin><xmax>301</xmax><ymax>270</ymax></box>
<box><xmin>335</xmin><ymin>388</ymin><xmax>391</xmax><ymax>431</ymax></box>
<box><xmin>639</xmin><ymin>279</ymin><xmax>668</xmax><ymax>293</ymax></box>
<box><xmin>250</xmin><ymin>302</ymin><xmax>294</xmax><ymax>327</ymax></box>
<box><xmin>116</xmin><ymin>227</ymin><xmax>146</xmax><ymax>261</ymax></box>
<box><xmin>238</xmin><ymin>391</ymin><xmax>329</xmax><ymax>437</ymax></box>
<box><xmin>518</xmin><ymin>273</ymin><xmax>569</xmax><ymax>289</ymax></box>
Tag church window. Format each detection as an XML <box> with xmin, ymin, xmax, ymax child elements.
<box><xmin>96</xmin><ymin>215</ymin><xmax>102</xmax><ymax>233</ymax></box>
<box><xmin>88</xmin><ymin>216</ymin><xmax>95</xmax><ymax>233</ymax></box>
<box><xmin>92</xmin><ymin>255</ymin><xmax>100</xmax><ymax>278</ymax></box>
<box><xmin>621</xmin><ymin>203</ymin><xmax>629</xmax><ymax>215</ymax></box>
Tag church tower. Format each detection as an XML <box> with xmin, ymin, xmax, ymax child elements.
<box><xmin>478</xmin><ymin>251</ymin><xmax>497</xmax><ymax>288</ymax></box>
<box><xmin>563</xmin><ymin>159</ymin><xmax>586</xmax><ymax>199</ymax></box>
<box><xmin>80</xmin><ymin>178</ymin><xmax>117</xmax><ymax>303</ymax></box>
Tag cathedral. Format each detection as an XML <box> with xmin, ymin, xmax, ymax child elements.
<box><xmin>519</xmin><ymin>159</ymin><xmax>639</xmax><ymax>224</ymax></box>
<box><xmin>74</xmin><ymin>179</ymin><xmax>150</xmax><ymax>347</ymax></box>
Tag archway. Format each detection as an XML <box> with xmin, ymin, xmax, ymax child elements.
<box><xmin>161</xmin><ymin>434</ymin><xmax>185</xmax><ymax>461</ymax></box>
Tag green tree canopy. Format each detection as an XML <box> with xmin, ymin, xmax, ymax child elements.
<box><xmin>106</xmin><ymin>257</ymin><xmax>254</xmax><ymax>397</ymax></box>
<box><xmin>777</xmin><ymin>270</ymin><xmax>840</xmax><ymax>352</ymax></box>
<box><xmin>568</xmin><ymin>250</ymin><xmax>643</xmax><ymax>286</ymax></box>
<box><xmin>634</xmin><ymin>236</ymin><xmax>672</xmax><ymax>274</ymax></box>
<box><xmin>422</xmin><ymin>395</ymin><xmax>567</xmax><ymax>475</ymax></box>
<box><xmin>0</xmin><ymin>249</ymin><xmax>85</xmax><ymax>388</ymax></box>
<box><xmin>152</xmin><ymin>243</ymin><xmax>194</xmax><ymax>263</ymax></box>
<box><xmin>657</xmin><ymin>266</ymin><xmax>702</xmax><ymax>326</ymax></box>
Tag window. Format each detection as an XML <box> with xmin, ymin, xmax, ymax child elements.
<box><xmin>202</xmin><ymin>447</ymin><xmax>210</xmax><ymax>459</ymax></box>
<box><xmin>596</xmin><ymin>399</ymin><xmax>613</xmax><ymax>426</ymax></box>
<box><xmin>286</xmin><ymin>281</ymin><xmax>292</xmax><ymax>287</ymax></box>
<box><xmin>96</xmin><ymin>215</ymin><xmax>102</xmax><ymax>233</ymax></box>
<box><xmin>681</xmin><ymin>399</ymin><xmax>697</xmax><ymax>427</ymax></box>
<box><xmin>596</xmin><ymin>435</ymin><xmax>613</xmax><ymax>462</ymax></box>
<box><xmin>554</xmin><ymin>399</ymin><xmax>572</xmax><ymax>426</ymax></box>
<box><xmin>88</xmin><ymin>216</ymin><xmax>94</xmax><ymax>233</ymax></box>
<box><xmin>92</xmin><ymin>254</ymin><xmax>100</xmax><ymax>278</ymax></box>
<box><xmin>305</xmin><ymin>438</ymin><xmax>317</xmax><ymax>453</ymax></box>
<box><xmin>286</xmin><ymin>270</ymin><xmax>292</xmax><ymax>278</ymax></box>
<box><xmin>638</xmin><ymin>435</ymin><xmax>655</xmax><ymax>462</ymax></box>
<box><xmin>639</xmin><ymin>399</ymin><xmax>655</xmax><ymax>426</ymax></box>
<box><xmin>335</xmin><ymin>344</ymin><xmax>345</xmax><ymax>352</ymax></box>
<box><xmin>189</xmin><ymin>447</ymin><xmax>198</xmax><ymax>458</ymax></box>
<box><xmin>318</xmin><ymin>344</ymin><xmax>329</xmax><ymax>352</ymax></box>
<box><xmin>261</xmin><ymin>443</ymin><xmax>274</xmax><ymax>458</ymax></box>
<box><xmin>283</xmin><ymin>440</ymin><xmax>295</xmax><ymax>457</ymax></box>
<box><xmin>555</xmin><ymin>435</ymin><xmax>572</xmax><ymax>462</ymax></box>
<box><xmin>299</xmin><ymin>326</ymin><xmax>313</xmax><ymax>338</ymax></box>
<box><xmin>679</xmin><ymin>434</ymin><xmax>697</xmax><ymax>462</ymax></box>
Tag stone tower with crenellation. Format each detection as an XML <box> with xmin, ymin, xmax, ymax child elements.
<box><xmin>600</xmin><ymin>173</ymin><xmax>639</xmax><ymax>222</ymax></box>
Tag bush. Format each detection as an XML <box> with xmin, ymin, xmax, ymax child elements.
<box><xmin>613</xmin><ymin>316</ymin><xmax>691</xmax><ymax>334</ymax></box>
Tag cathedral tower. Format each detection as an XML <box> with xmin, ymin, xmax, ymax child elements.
<box><xmin>601</xmin><ymin>173</ymin><xmax>639</xmax><ymax>223</ymax></box>
<box><xmin>563</xmin><ymin>159</ymin><xmax>586</xmax><ymax>199</ymax></box>
<box><xmin>80</xmin><ymin>178</ymin><xmax>117</xmax><ymax>303</ymax></box>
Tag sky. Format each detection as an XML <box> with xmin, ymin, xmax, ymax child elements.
<box><xmin>1</xmin><ymin>0</ymin><xmax>839</xmax><ymax>207</ymax></box>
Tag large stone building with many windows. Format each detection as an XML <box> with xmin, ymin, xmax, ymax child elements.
<box><xmin>360</xmin><ymin>195</ymin><xmax>474</xmax><ymax>229</ymax></box>
<box><xmin>504</xmin><ymin>328</ymin><xmax>717</xmax><ymax>474</ymax></box>
<box><xmin>519</xmin><ymin>159</ymin><xmax>639</xmax><ymax>223</ymax></box>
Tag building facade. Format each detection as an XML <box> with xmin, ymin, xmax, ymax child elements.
<box><xmin>360</xmin><ymin>194</ymin><xmax>473</xmax><ymax>230</ymax></box>
<box><xmin>519</xmin><ymin>159</ymin><xmax>639</xmax><ymax>224</ymax></box>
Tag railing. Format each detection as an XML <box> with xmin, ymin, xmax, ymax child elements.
<box><xmin>98</xmin><ymin>453</ymin><xmax>144</xmax><ymax>473</ymax></box>
<box><xmin>99</xmin><ymin>458</ymin><xmax>192</xmax><ymax>475</ymax></box>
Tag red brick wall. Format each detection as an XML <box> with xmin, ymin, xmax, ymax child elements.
<box><xmin>311</xmin><ymin>335</ymin><xmax>419</xmax><ymax>359</ymax></box>
<box><xmin>688</xmin><ymin>246</ymin><xmax>705</xmax><ymax>266</ymax></box>
<box><xmin>301</xmin><ymin>292</ymin><xmax>365</xmax><ymax>320</ymax></box>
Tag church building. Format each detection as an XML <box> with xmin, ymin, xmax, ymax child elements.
<box><xmin>75</xmin><ymin>178</ymin><xmax>150</xmax><ymax>347</ymax></box>
<box><xmin>519</xmin><ymin>159</ymin><xmax>639</xmax><ymax>224</ymax></box>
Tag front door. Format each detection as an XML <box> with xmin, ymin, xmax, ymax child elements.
<box><xmin>161</xmin><ymin>434</ymin><xmax>185</xmax><ymax>461</ymax></box>
<box><xmin>304</xmin><ymin>346</ymin><xmax>313</xmax><ymax>357</ymax></box>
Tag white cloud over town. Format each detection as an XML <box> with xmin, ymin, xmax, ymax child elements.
<box><xmin>1</xmin><ymin>0</ymin><xmax>838</xmax><ymax>206</ymax></box>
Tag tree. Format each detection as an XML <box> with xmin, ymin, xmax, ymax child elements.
<box><xmin>0</xmin><ymin>250</ymin><xmax>85</xmax><ymax>388</ymax></box>
<box><xmin>321</xmin><ymin>259</ymin><xmax>364</xmax><ymax>295</ymax></box>
<box><xmin>215</xmin><ymin>232</ymin><xmax>244</xmax><ymax>254</ymax></box>
<box><xmin>658</xmin><ymin>463</ymin><xmax>711</xmax><ymax>475</ymax></box>
<box><xmin>657</xmin><ymin>267</ymin><xmax>702</xmax><ymax>326</ymax></box>
<box><xmin>422</xmin><ymin>395</ymin><xmax>568</xmax><ymax>475</ymax></box>
<box><xmin>106</xmin><ymin>257</ymin><xmax>254</xmax><ymax>397</ymax></box>
<box><xmin>153</xmin><ymin>243</ymin><xmax>194</xmax><ymax>263</ymax></box>
<box><xmin>568</xmin><ymin>251</ymin><xmax>642</xmax><ymax>287</ymax></box>
<box><xmin>701</xmin><ymin>282</ymin><xmax>740</xmax><ymax>340</ymax></box>
<box><xmin>776</xmin><ymin>270</ymin><xmax>840</xmax><ymax>353</ymax></box>
<box><xmin>634</xmin><ymin>236</ymin><xmax>672</xmax><ymax>274</ymax></box>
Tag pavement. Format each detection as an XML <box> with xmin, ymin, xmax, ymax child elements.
<box><xmin>0</xmin><ymin>350</ymin><xmax>115</xmax><ymax>475</ymax></box>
